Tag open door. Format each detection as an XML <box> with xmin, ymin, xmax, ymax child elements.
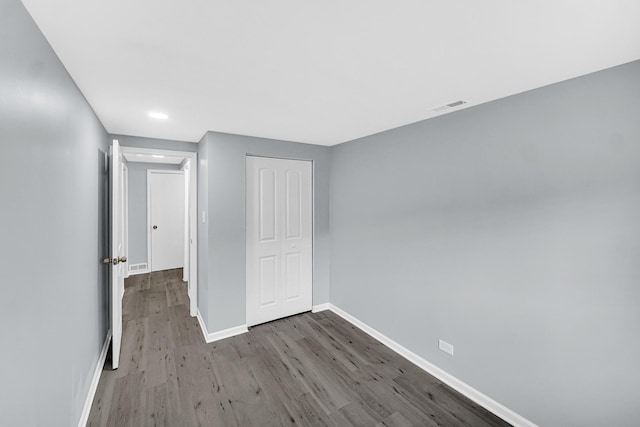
<box><xmin>105</xmin><ymin>140</ymin><xmax>126</xmax><ymax>369</ymax></box>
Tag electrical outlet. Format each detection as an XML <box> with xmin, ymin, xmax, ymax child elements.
<box><xmin>439</xmin><ymin>339</ymin><xmax>454</xmax><ymax>356</ymax></box>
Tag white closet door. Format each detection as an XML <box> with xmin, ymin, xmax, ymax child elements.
<box><xmin>149</xmin><ymin>171</ymin><xmax>185</xmax><ymax>272</ymax></box>
<box><xmin>246</xmin><ymin>156</ymin><xmax>312</xmax><ymax>326</ymax></box>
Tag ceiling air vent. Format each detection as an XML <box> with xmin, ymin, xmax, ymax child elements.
<box><xmin>433</xmin><ymin>100</ymin><xmax>467</xmax><ymax>112</ymax></box>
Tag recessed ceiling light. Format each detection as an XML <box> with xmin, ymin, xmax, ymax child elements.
<box><xmin>148</xmin><ymin>111</ymin><xmax>169</xmax><ymax>120</ymax></box>
<box><xmin>152</xmin><ymin>154</ymin><xmax>165</xmax><ymax>158</ymax></box>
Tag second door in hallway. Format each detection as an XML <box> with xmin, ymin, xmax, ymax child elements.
<box><xmin>246</xmin><ymin>156</ymin><xmax>313</xmax><ymax>326</ymax></box>
<box><xmin>149</xmin><ymin>170</ymin><xmax>185</xmax><ymax>272</ymax></box>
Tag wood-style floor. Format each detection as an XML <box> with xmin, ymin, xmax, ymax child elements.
<box><xmin>87</xmin><ymin>269</ymin><xmax>511</xmax><ymax>427</ymax></box>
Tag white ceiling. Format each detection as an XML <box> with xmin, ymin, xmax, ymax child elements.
<box><xmin>21</xmin><ymin>0</ymin><xmax>640</xmax><ymax>146</ymax></box>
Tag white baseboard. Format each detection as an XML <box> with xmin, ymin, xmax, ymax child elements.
<box><xmin>311</xmin><ymin>303</ymin><xmax>331</xmax><ymax>313</ymax></box>
<box><xmin>327</xmin><ymin>304</ymin><xmax>537</xmax><ymax>427</ymax></box>
<box><xmin>77</xmin><ymin>330</ymin><xmax>111</xmax><ymax>427</ymax></box>
<box><xmin>197</xmin><ymin>310</ymin><xmax>248</xmax><ymax>344</ymax></box>
<box><xmin>196</xmin><ymin>309</ymin><xmax>208</xmax><ymax>340</ymax></box>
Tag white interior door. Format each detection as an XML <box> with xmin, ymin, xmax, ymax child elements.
<box><xmin>246</xmin><ymin>156</ymin><xmax>312</xmax><ymax>326</ymax></box>
<box><xmin>149</xmin><ymin>171</ymin><xmax>185</xmax><ymax>272</ymax></box>
<box><xmin>109</xmin><ymin>140</ymin><xmax>125</xmax><ymax>369</ymax></box>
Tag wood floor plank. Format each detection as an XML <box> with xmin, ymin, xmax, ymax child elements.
<box><xmin>336</xmin><ymin>401</ymin><xmax>379</xmax><ymax>427</ymax></box>
<box><xmin>122</xmin><ymin>286</ymin><xmax>144</xmax><ymax>322</ymax></box>
<box><xmin>294</xmin><ymin>336</ymin><xmax>391</xmax><ymax>421</ymax></box>
<box><xmin>376</xmin><ymin>412</ymin><xmax>414</xmax><ymax>427</ymax></box>
<box><xmin>106</xmin><ymin>371</ymin><xmax>145</xmax><ymax>427</ymax></box>
<box><xmin>86</xmin><ymin>368</ymin><xmax>116</xmax><ymax>427</ymax></box>
<box><xmin>165</xmin><ymin>280</ymin><xmax>188</xmax><ymax>307</ymax></box>
<box><xmin>286</xmin><ymin>392</ymin><xmax>336</xmax><ymax>427</ymax></box>
<box><xmin>173</xmin><ymin>344</ymin><xmax>228</xmax><ymax>426</ymax></box>
<box><xmin>143</xmin><ymin>383</ymin><xmax>169</xmax><ymax>427</ymax></box>
<box><xmin>298</xmin><ymin>314</ymin><xmax>368</xmax><ymax>372</ymax></box>
<box><xmin>393</xmin><ymin>373</ymin><xmax>508</xmax><ymax>427</ymax></box>
<box><xmin>224</xmin><ymin>354</ymin><xmax>299</xmax><ymax>427</ymax></box>
<box><xmin>87</xmin><ymin>268</ymin><xmax>512</xmax><ymax>427</ymax></box>
<box><xmin>142</xmin><ymin>289</ymin><xmax>168</xmax><ymax>318</ymax></box>
<box><xmin>234</xmin><ymin>340</ymin><xmax>334</xmax><ymax>427</ymax></box>
<box><xmin>265</xmin><ymin>330</ymin><xmax>353</xmax><ymax>415</ymax></box>
<box><xmin>117</xmin><ymin>317</ymin><xmax>149</xmax><ymax>376</ymax></box>
<box><xmin>167</xmin><ymin>304</ymin><xmax>202</xmax><ymax>347</ymax></box>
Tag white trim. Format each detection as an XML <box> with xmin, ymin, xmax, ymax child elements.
<box><xmin>181</xmin><ymin>161</ymin><xmax>189</xmax><ymax>282</ymax></box>
<box><xmin>197</xmin><ymin>310</ymin><xmax>248</xmax><ymax>343</ymax></box>
<box><xmin>187</xmin><ymin>158</ymin><xmax>198</xmax><ymax>316</ymax></box>
<box><xmin>122</xmin><ymin>163</ymin><xmax>129</xmax><ymax>279</ymax></box>
<box><xmin>326</xmin><ymin>304</ymin><xmax>538</xmax><ymax>427</ymax></box>
<box><xmin>77</xmin><ymin>331</ymin><xmax>111</xmax><ymax>427</ymax></box>
<box><xmin>120</xmin><ymin>146</ymin><xmax>195</xmax><ymax>159</ymax></box>
<box><xmin>146</xmin><ymin>169</ymin><xmax>185</xmax><ymax>175</ymax></box>
<box><xmin>312</xmin><ymin>303</ymin><xmax>330</xmax><ymax>313</ymax></box>
<box><xmin>128</xmin><ymin>268</ymin><xmax>150</xmax><ymax>276</ymax></box>
<box><xmin>196</xmin><ymin>309</ymin><xmax>208</xmax><ymax>340</ymax></box>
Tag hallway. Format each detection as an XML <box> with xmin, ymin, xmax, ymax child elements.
<box><xmin>87</xmin><ymin>270</ymin><xmax>510</xmax><ymax>426</ymax></box>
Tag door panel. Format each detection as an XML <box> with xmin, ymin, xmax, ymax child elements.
<box><xmin>285</xmin><ymin>252</ymin><xmax>301</xmax><ymax>300</ymax></box>
<box><xmin>285</xmin><ymin>170</ymin><xmax>302</xmax><ymax>239</ymax></box>
<box><xmin>259</xmin><ymin>255</ymin><xmax>278</xmax><ymax>307</ymax></box>
<box><xmin>246</xmin><ymin>156</ymin><xmax>312</xmax><ymax>326</ymax></box>
<box><xmin>149</xmin><ymin>172</ymin><xmax>185</xmax><ymax>272</ymax></box>
<box><xmin>259</xmin><ymin>169</ymin><xmax>277</xmax><ymax>242</ymax></box>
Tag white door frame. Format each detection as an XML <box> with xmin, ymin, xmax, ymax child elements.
<box><xmin>245</xmin><ymin>154</ymin><xmax>314</xmax><ymax>326</ymax></box>
<box><xmin>147</xmin><ymin>169</ymin><xmax>185</xmax><ymax>272</ymax></box>
<box><xmin>120</xmin><ymin>146</ymin><xmax>199</xmax><ymax>317</ymax></box>
<box><xmin>122</xmin><ymin>162</ymin><xmax>129</xmax><ymax>279</ymax></box>
<box><xmin>180</xmin><ymin>158</ymin><xmax>191</xmax><ymax>283</ymax></box>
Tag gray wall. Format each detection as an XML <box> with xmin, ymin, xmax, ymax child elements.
<box><xmin>111</xmin><ymin>134</ymin><xmax>198</xmax><ymax>152</ymax></box>
<box><xmin>199</xmin><ymin>132</ymin><xmax>331</xmax><ymax>332</ymax></box>
<box><xmin>2</xmin><ymin>3</ymin><xmax>636</xmax><ymax>425</ymax></box>
<box><xmin>127</xmin><ymin>162</ymin><xmax>181</xmax><ymax>266</ymax></box>
<box><xmin>330</xmin><ymin>60</ymin><xmax>640</xmax><ymax>427</ymax></box>
<box><xmin>0</xmin><ymin>0</ymin><xmax>110</xmax><ymax>425</ymax></box>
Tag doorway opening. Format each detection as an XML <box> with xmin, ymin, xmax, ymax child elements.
<box><xmin>107</xmin><ymin>140</ymin><xmax>198</xmax><ymax>369</ymax></box>
<box><xmin>121</xmin><ymin>145</ymin><xmax>198</xmax><ymax>317</ymax></box>
<box><xmin>147</xmin><ymin>169</ymin><xmax>185</xmax><ymax>272</ymax></box>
